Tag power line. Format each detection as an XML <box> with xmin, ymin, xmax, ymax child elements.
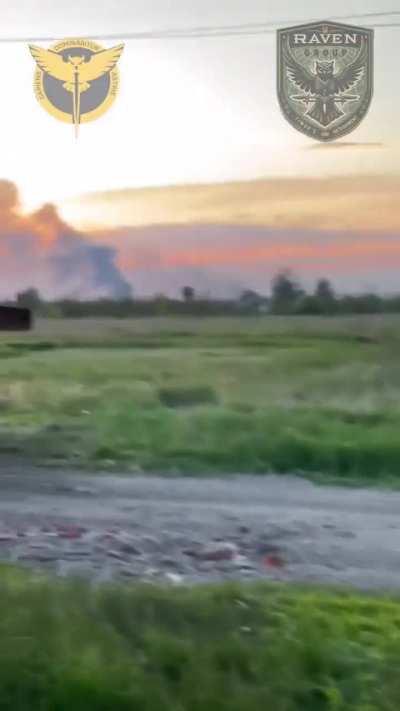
<box><xmin>368</xmin><ymin>22</ymin><xmax>400</xmax><ymax>27</ymax></box>
<box><xmin>0</xmin><ymin>10</ymin><xmax>399</xmax><ymax>43</ymax></box>
<box><xmin>166</xmin><ymin>21</ymin><xmax>400</xmax><ymax>38</ymax></box>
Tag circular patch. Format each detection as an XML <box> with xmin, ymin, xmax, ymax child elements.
<box><xmin>30</xmin><ymin>38</ymin><xmax>123</xmax><ymax>134</ymax></box>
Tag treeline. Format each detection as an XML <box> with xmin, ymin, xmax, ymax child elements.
<box><xmin>268</xmin><ymin>273</ymin><xmax>399</xmax><ymax>316</ymax></box>
<box><xmin>8</xmin><ymin>273</ymin><xmax>400</xmax><ymax>317</ymax></box>
<box><xmin>38</xmin><ymin>297</ymin><xmax>242</xmax><ymax>318</ymax></box>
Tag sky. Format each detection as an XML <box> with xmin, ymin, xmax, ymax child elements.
<box><xmin>0</xmin><ymin>0</ymin><xmax>400</xmax><ymax>297</ymax></box>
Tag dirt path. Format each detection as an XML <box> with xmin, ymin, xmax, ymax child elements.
<box><xmin>0</xmin><ymin>462</ymin><xmax>399</xmax><ymax>590</ymax></box>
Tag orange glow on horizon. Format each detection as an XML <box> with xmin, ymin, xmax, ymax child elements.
<box><xmin>116</xmin><ymin>236</ymin><xmax>400</xmax><ymax>273</ymax></box>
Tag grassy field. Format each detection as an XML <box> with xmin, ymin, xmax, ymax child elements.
<box><xmin>1</xmin><ymin>314</ymin><xmax>400</xmax><ymax>481</ymax></box>
<box><xmin>0</xmin><ymin>567</ymin><xmax>398</xmax><ymax>710</ymax></box>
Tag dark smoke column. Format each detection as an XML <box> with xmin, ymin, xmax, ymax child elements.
<box><xmin>36</xmin><ymin>203</ymin><xmax>133</xmax><ymax>300</ymax></box>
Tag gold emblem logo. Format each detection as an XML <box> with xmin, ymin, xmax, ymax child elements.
<box><xmin>29</xmin><ymin>38</ymin><xmax>124</xmax><ymax>137</ymax></box>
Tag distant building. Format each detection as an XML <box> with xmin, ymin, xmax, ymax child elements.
<box><xmin>0</xmin><ymin>305</ymin><xmax>32</xmax><ymax>331</ymax></box>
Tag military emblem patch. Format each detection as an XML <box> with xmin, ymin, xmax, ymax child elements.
<box><xmin>277</xmin><ymin>21</ymin><xmax>374</xmax><ymax>142</ymax></box>
<box><xmin>29</xmin><ymin>39</ymin><xmax>124</xmax><ymax>138</ymax></box>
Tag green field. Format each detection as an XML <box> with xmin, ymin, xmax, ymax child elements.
<box><xmin>1</xmin><ymin>315</ymin><xmax>400</xmax><ymax>481</ymax></box>
<box><xmin>2</xmin><ymin>317</ymin><xmax>400</xmax><ymax>710</ymax></box>
<box><xmin>0</xmin><ymin>568</ymin><xmax>398</xmax><ymax>710</ymax></box>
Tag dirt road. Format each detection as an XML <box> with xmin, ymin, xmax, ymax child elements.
<box><xmin>0</xmin><ymin>462</ymin><xmax>399</xmax><ymax>590</ymax></box>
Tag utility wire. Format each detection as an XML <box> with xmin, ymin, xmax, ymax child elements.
<box><xmin>0</xmin><ymin>10</ymin><xmax>399</xmax><ymax>43</ymax></box>
<box><xmin>367</xmin><ymin>22</ymin><xmax>400</xmax><ymax>27</ymax></box>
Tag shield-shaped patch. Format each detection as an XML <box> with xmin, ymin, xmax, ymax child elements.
<box><xmin>277</xmin><ymin>21</ymin><xmax>374</xmax><ymax>142</ymax></box>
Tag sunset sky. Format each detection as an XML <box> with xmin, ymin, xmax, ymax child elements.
<box><xmin>1</xmin><ymin>0</ymin><xmax>400</xmax><ymax>298</ymax></box>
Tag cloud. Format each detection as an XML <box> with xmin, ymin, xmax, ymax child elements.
<box><xmin>70</xmin><ymin>174</ymin><xmax>400</xmax><ymax>296</ymax></box>
<box><xmin>3</xmin><ymin>175</ymin><xmax>400</xmax><ymax>300</ymax></box>
<box><xmin>0</xmin><ymin>180</ymin><xmax>131</xmax><ymax>300</ymax></box>
<box><xmin>64</xmin><ymin>174</ymin><xmax>400</xmax><ymax>233</ymax></box>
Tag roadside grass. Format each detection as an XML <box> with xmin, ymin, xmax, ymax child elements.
<box><xmin>1</xmin><ymin>315</ymin><xmax>400</xmax><ymax>480</ymax></box>
<box><xmin>0</xmin><ymin>566</ymin><xmax>399</xmax><ymax>709</ymax></box>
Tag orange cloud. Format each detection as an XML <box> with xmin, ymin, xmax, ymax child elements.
<box><xmin>111</xmin><ymin>224</ymin><xmax>400</xmax><ymax>271</ymax></box>
<box><xmin>160</xmin><ymin>240</ymin><xmax>399</xmax><ymax>269</ymax></box>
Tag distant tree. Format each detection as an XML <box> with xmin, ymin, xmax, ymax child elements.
<box><xmin>182</xmin><ymin>286</ymin><xmax>195</xmax><ymax>303</ymax></box>
<box><xmin>297</xmin><ymin>295</ymin><xmax>323</xmax><ymax>315</ymax></box>
<box><xmin>314</xmin><ymin>278</ymin><xmax>337</xmax><ymax>314</ymax></box>
<box><xmin>40</xmin><ymin>303</ymin><xmax>63</xmax><ymax>318</ymax></box>
<box><xmin>315</xmin><ymin>278</ymin><xmax>335</xmax><ymax>300</ymax></box>
<box><xmin>239</xmin><ymin>289</ymin><xmax>261</xmax><ymax>305</ymax></box>
<box><xmin>16</xmin><ymin>287</ymin><xmax>42</xmax><ymax>311</ymax></box>
<box><xmin>270</xmin><ymin>271</ymin><xmax>305</xmax><ymax>314</ymax></box>
<box><xmin>346</xmin><ymin>293</ymin><xmax>383</xmax><ymax>315</ymax></box>
<box><xmin>154</xmin><ymin>293</ymin><xmax>170</xmax><ymax>315</ymax></box>
<box><xmin>238</xmin><ymin>289</ymin><xmax>265</xmax><ymax>314</ymax></box>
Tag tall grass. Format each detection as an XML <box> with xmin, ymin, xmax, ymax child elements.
<box><xmin>0</xmin><ymin>566</ymin><xmax>399</xmax><ymax>709</ymax></box>
<box><xmin>1</xmin><ymin>316</ymin><xmax>400</xmax><ymax>480</ymax></box>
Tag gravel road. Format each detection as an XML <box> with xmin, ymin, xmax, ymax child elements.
<box><xmin>0</xmin><ymin>462</ymin><xmax>399</xmax><ymax>590</ymax></box>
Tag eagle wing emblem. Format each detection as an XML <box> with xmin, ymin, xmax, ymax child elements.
<box><xmin>78</xmin><ymin>44</ymin><xmax>124</xmax><ymax>83</ymax></box>
<box><xmin>29</xmin><ymin>44</ymin><xmax>74</xmax><ymax>83</ymax></box>
<box><xmin>282</xmin><ymin>44</ymin><xmax>317</xmax><ymax>95</ymax></box>
<box><xmin>29</xmin><ymin>43</ymin><xmax>124</xmax><ymax>91</ymax></box>
<box><xmin>29</xmin><ymin>42</ymin><xmax>124</xmax><ymax>137</ymax></box>
<box><xmin>334</xmin><ymin>42</ymin><xmax>367</xmax><ymax>95</ymax></box>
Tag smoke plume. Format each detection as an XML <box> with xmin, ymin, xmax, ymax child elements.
<box><xmin>0</xmin><ymin>180</ymin><xmax>131</xmax><ymax>300</ymax></box>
